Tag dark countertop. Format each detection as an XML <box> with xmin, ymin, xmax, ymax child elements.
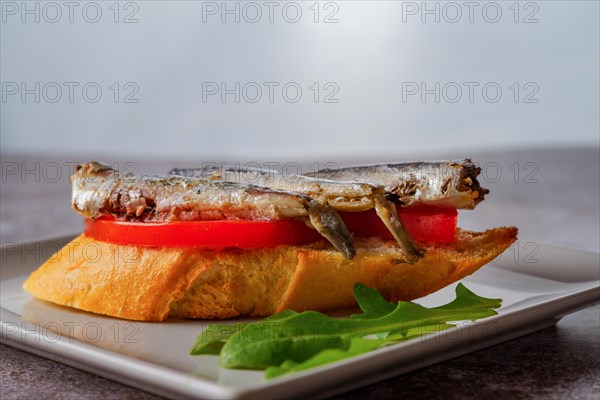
<box><xmin>1</xmin><ymin>148</ymin><xmax>599</xmax><ymax>399</ymax></box>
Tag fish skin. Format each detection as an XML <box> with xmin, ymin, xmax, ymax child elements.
<box><xmin>305</xmin><ymin>159</ymin><xmax>488</xmax><ymax>209</ymax></box>
<box><xmin>71</xmin><ymin>162</ymin><xmax>356</xmax><ymax>259</ymax></box>
<box><xmin>73</xmin><ymin>162</ymin><xmax>308</xmax><ymax>221</ymax></box>
<box><xmin>169</xmin><ymin>165</ymin><xmax>377</xmax><ymax>211</ymax></box>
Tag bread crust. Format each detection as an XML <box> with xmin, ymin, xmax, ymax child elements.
<box><xmin>23</xmin><ymin>227</ymin><xmax>517</xmax><ymax>321</ymax></box>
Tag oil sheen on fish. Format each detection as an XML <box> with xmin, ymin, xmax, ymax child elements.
<box><xmin>169</xmin><ymin>166</ymin><xmax>424</xmax><ymax>263</ymax></box>
<box><xmin>71</xmin><ymin>162</ymin><xmax>356</xmax><ymax>259</ymax></box>
<box><xmin>305</xmin><ymin>159</ymin><xmax>488</xmax><ymax>210</ymax></box>
<box><xmin>170</xmin><ymin>165</ymin><xmax>384</xmax><ymax>211</ymax></box>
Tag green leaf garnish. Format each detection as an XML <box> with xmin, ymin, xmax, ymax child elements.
<box><xmin>189</xmin><ymin>310</ymin><xmax>298</xmax><ymax>356</ymax></box>
<box><xmin>351</xmin><ymin>283</ymin><xmax>396</xmax><ymax>319</ymax></box>
<box><xmin>190</xmin><ymin>283</ymin><xmax>501</xmax><ymax>378</ymax></box>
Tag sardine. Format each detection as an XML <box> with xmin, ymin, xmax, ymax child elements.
<box><xmin>305</xmin><ymin>159</ymin><xmax>488</xmax><ymax>209</ymax></box>
<box><xmin>169</xmin><ymin>166</ymin><xmax>424</xmax><ymax>263</ymax></box>
<box><xmin>71</xmin><ymin>162</ymin><xmax>356</xmax><ymax>259</ymax></box>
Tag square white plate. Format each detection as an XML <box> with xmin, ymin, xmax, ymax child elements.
<box><xmin>1</xmin><ymin>235</ymin><xmax>599</xmax><ymax>399</ymax></box>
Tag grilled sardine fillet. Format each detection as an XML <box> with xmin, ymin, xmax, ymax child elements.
<box><xmin>169</xmin><ymin>166</ymin><xmax>424</xmax><ymax>263</ymax></box>
<box><xmin>306</xmin><ymin>159</ymin><xmax>488</xmax><ymax>209</ymax></box>
<box><xmin>171</xmin><ymin>166</ymin><xmax>379</xmax><ymax>211</ymax></box>
<box><xmin>72</xmin><ymin>162</ymin><xmax>356</xmax><ymax>259</ymax></box>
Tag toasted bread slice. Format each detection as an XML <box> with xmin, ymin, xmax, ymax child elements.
<box><xmin>22</xmin><ymin>227</ymin><xmax>517</xmax><ymax>321</ymax></box>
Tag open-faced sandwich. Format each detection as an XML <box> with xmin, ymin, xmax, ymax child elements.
<box><xmin>23</xmin><ymin>160</ymin><xmax>517</xmax><ymax>321</ymax></box>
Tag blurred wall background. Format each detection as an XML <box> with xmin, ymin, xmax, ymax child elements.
<box><xmin>1</xmin><ymin>1</ymin><xmax>598</xmax><ymax>160</ymax></box>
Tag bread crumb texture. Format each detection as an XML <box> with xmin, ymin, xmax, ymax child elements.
<box><xmin>23</xmin><ymin>227</ymin><xmax>517</xmax><ymax>321</ymax></box>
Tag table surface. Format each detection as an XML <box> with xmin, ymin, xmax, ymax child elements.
<box><xmin>1</xmin><ymin>147</ymin><xmax>599</xmax><ymax>399</ymax></box>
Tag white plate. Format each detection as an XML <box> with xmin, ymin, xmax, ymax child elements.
<box><xmin>1</xmin><ymin>236</ymin><xmax>599</xmax><ymax>399</ymax></box>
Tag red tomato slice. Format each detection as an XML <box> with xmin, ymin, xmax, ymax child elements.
<box><xmin>341</xmin><ymin>205</ymin><xmax>457</xmax><ymax>243</ymax></box>
<box><xmin>398</xmin><ymin>205</ymin><xmax>458</xmax><ymax>242</ymax></box>
<box><xmin>84</xmin><ymin>205</ymin><xmax>457</xmax><ymax>248</ymax></box>
<box><xmin>84</xmin><ymin>218</ymin><xmax>322</xmax><ymax>248</ymax></box>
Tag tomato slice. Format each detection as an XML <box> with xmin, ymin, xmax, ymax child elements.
<box><xmin>341</xmin><ymin>205</ymin><xmax>457</xmax><ymax>243</ymax></box>
<box><xmin>84</xmin><ymin>205</ymin><xmax>457</xmax><ymax>248</ymax></box>
<box><xmin>84</xmin><ymin>218</ymin><xmax>322</xmax><ymax>248</ymax></box>
<box><xmin>398</xmin><ymin>205</ymin><xmax>458</xmax><ymax>242</ymax></box>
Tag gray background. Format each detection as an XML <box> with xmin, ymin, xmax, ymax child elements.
<box><xmin>2</xmin><ymin>1</ymin><xmax>599</xmax><ymax>159</ymax></box>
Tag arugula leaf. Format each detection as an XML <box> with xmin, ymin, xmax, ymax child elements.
<box><xmin>265</xmin><ymin>322</ymin><xmax>456</xmax><ymax>379</ymax></box>
<box><xmin>190</xmin><ymin>322</ymin><xmax>246</xmax><ymax>355</ymax></box>
<box><xmin>265</xmin><ymin>336</ymin><xmax>386</xmax><ymax>379</ymax></box>
<box><xmin>190</xmin><ymin>310</ymin><xmax>298</xmax><ymax>356</ymax></box>
<box><xmin>434</xmin><ymin>283</ymin><xmax>501</xmax><ymax>315</ymax></box>
<box><xmin>351</xmin><ymin>283</ymin><xmax>396</xmax><ymax>320</ymax></box>
<box><xmin>219</xmin><ymin>311</ymin><xmax>347</xmax><ymax>369</ymax></box>
<box><xmin>189</xmin><ymin>283</ymin><xmax>501</xmax><ymax>378</ymax></box>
